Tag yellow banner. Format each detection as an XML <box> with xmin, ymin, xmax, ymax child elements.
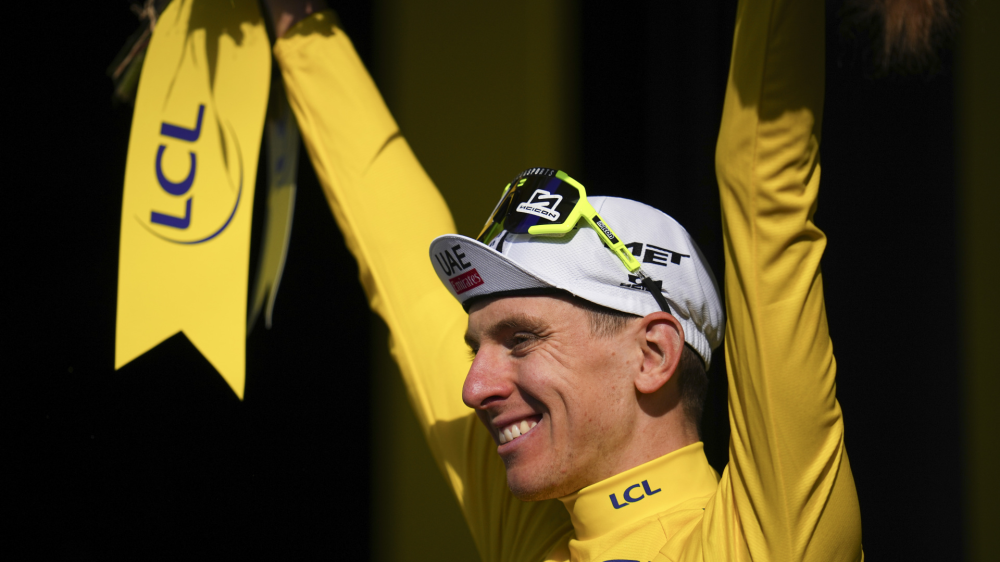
<box><xmin>249</xmin><ymin>80</ymin><xmax>299</xmax><ymax>332</ymax></box>
<box><xmin>115</xmin><ymin>0</ymin><xmax>270</xmax><ymax>398</ymax></box>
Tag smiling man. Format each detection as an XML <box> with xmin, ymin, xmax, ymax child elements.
<box><xmin>463</xmin><ymin>295</ymin><xmax>695</xmax><ymax>502</ymax></box>
<box><xmin>270</xmin><ymin>0</ymin><xmax>862</xmax><ymax>559</ymax></box>
<box><xmin>431</xmin><ymin>172</ymin><xmax>724</xmax><ymax>508</ymax></box>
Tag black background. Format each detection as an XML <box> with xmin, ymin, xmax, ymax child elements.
<box><xmin>10</xmin><ymin>1</ymin><xmax>962</xmax><ymax>559</ymax></box>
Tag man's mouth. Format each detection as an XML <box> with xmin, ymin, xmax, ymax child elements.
<box><xmin>497</xmin><ymin>417</ymin><xmax>539</xmax><ymax>444</ymax></box>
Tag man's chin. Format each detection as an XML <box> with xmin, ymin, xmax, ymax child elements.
<box><xmin>507</xmin><ymin>479</ymin><xmax>559</xmax><ymax>502</ymax></box>
<box><xmin>505</xmin><ymin>468</ymin><xmax>573</xmax><ymax>501</ymax></box>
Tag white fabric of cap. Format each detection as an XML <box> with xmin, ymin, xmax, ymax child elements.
<box><xmin>428</xmin><ymin>196</ymin><xmax>724</xmax><ymax>368</ymax></box>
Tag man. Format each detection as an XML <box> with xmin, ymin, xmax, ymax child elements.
<box><xmin>269</xmin><ymin>0</ymin><xmax>863</xmax><ymax>559</ymax></box>
<box><xmin>431</xmin><ymin>169</ymin><xmax>724</xmax><ymax>508</ymax></box>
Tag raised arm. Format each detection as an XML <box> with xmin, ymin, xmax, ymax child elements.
<box><xmin>271</xmin><ymin>12</ymin><xmax>571</xmax><ymax>560</ymax></box>
<box><xmin>703</xmin><ymin>0</ymin><xmax>863</xmax><ymax>559</ymax></box>
<box><xmin>273</xmin><ymin>10</ymin><xmax>470</xmax><ymax>450</ymax></box>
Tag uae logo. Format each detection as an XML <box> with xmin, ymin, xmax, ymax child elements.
<box><xmin>516</xmin><ymin>189</ymin><xmax>563</xmax><ymax>221</ymax></box>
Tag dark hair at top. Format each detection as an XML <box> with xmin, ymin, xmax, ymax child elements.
<box><xmin>840</xmin><ymin>0</ymin><xmax>955</xmax><ymax>75</ymax></box>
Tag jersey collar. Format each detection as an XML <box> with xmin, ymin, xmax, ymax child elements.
<box><xmin>558</xmin><ymin>442</ymin><xmax>718</xmax><ymax>541</ymax></box>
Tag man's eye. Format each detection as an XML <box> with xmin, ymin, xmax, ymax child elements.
<box><xmin>467</xmin><ymin>347</ymin><xmax>479</xmax><ymax>360</ymax></box>
<box><xmin>510</xmin><ymin>333</ymin><xmax>537</xmax><ymax>350</ymax></box>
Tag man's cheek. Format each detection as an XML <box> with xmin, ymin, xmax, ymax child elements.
<box><xmin>476</xmin><ymin>411</ymin><xmax>492</xmax><ymax>433</ymax></box>
<box><xmin>517</xmin><ymin>362</ymin><xmax>555</xmax><ymax>394</ymax></box>
<box><xmin>476</xmin><ymin>410</ymin><xmax>489</xmax><ymax>423</ymax></box>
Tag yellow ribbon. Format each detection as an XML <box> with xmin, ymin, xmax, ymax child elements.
<box><xmin>115</xmin><ymin>0</ymin><xmax>270</xmax><ymax>398</ymax></box>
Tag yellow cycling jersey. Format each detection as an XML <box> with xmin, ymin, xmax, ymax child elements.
<box><xmin>273</xmin><ymin>0</ymin><xmax>862</xmax><ymax>559</ymax></box>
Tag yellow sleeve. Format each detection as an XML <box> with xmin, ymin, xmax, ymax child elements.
<box><xmin>701</xmin><ymin>0</ymin><xmax>864</xmax><ymax>559</ymax></box>
<box><xmin>272</xmin><ymin>13</ymin><xmax>572</xmax><ymax>561</ymax></box>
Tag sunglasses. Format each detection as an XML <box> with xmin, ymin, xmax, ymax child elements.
<box><xmin>476</xmin><ymin>168</ymin><xmax>672</xmax><ymax>314</ymax></box>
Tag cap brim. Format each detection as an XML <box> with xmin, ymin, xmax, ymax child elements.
<box><xmin>429</xmin><ymin>235</ymin><xmax>558</xmax><ymax>309</ymax></box>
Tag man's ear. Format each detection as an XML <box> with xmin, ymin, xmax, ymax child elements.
<box><xmin>634</xmin><ymin>312</ymin><xmax>685</xmax><ymax>395</ymax></box>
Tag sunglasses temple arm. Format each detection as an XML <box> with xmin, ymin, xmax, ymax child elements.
<box><xmin>636</xmin><ymin>269</ymin><xmax>673</xmax><ymax>314</ymax></box>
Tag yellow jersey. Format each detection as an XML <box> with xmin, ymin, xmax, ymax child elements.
<box><xmin>272</xmin><ymin>0</ymin><xmax>863</xmax><ymax>559</ymax></box>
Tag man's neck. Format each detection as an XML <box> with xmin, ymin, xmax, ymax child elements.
<box><xmin>558</xmin><ymin>442</ymin><xmax>718</xmax><ymax>541</ymax></box>
<box><xmin>602</xmin><ymin>410</ymin><xmax>700</xmax><ymax>488</ymax></box>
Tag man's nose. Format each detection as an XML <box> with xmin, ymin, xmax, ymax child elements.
<box><xmin>462</xmin><ymin>349</ymin><xmax>514</xmax><ymax>410</ymax></box>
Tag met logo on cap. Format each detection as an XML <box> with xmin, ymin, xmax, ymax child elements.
<box><xmin>516</xmin><ymin>189</ymin><xmax>563</xmax><ymax>221</ymax></box>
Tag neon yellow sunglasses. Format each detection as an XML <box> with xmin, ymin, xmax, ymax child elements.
<box><xmin>476</xmin><ymin>168</ymin><xmax>672</xmax><ymax>313</ymax></box>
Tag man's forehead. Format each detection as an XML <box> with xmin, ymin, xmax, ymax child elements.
<box><xmin>465</xmin><ymin>295</ymin><xmax>578</xmax><ymax>341</ymax></box>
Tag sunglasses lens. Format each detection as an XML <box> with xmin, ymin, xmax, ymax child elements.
<box><xmin>477</xmin><ymin>175</ymin><xmax>581</xmax><ymax>243</ymax></box>
<box><xmin>476</xmin><ymin>187</ymin><xmax>514</xmax><ymax>242</ymax></box>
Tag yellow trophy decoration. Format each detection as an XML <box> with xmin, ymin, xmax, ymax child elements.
<box><xmin>115</xmin><ymin>0</ymin><xmax>271</xmax><ymax>398</ymax></box>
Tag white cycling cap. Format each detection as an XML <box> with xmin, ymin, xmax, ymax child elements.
<box><xmin>428</xmin><ymin>196</ymin><xmax>724</xmax><ymax>368</ymax></box>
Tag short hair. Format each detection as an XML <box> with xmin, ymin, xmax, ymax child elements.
<box><xmin>575</xmin><ymin>298</ymin><xmax>708</xmax><ymax>434</ymax></box>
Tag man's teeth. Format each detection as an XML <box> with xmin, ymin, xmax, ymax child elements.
<box><xmin>498</xmin><ymin>420</ymin><xmax>537</xmax><ymax>444</ymax></box>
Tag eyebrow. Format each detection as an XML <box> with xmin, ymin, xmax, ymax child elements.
<box><xmin>464</xmin><ymin>313</ymin><xmax>549</xmax><ymax>348</ymax></box>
